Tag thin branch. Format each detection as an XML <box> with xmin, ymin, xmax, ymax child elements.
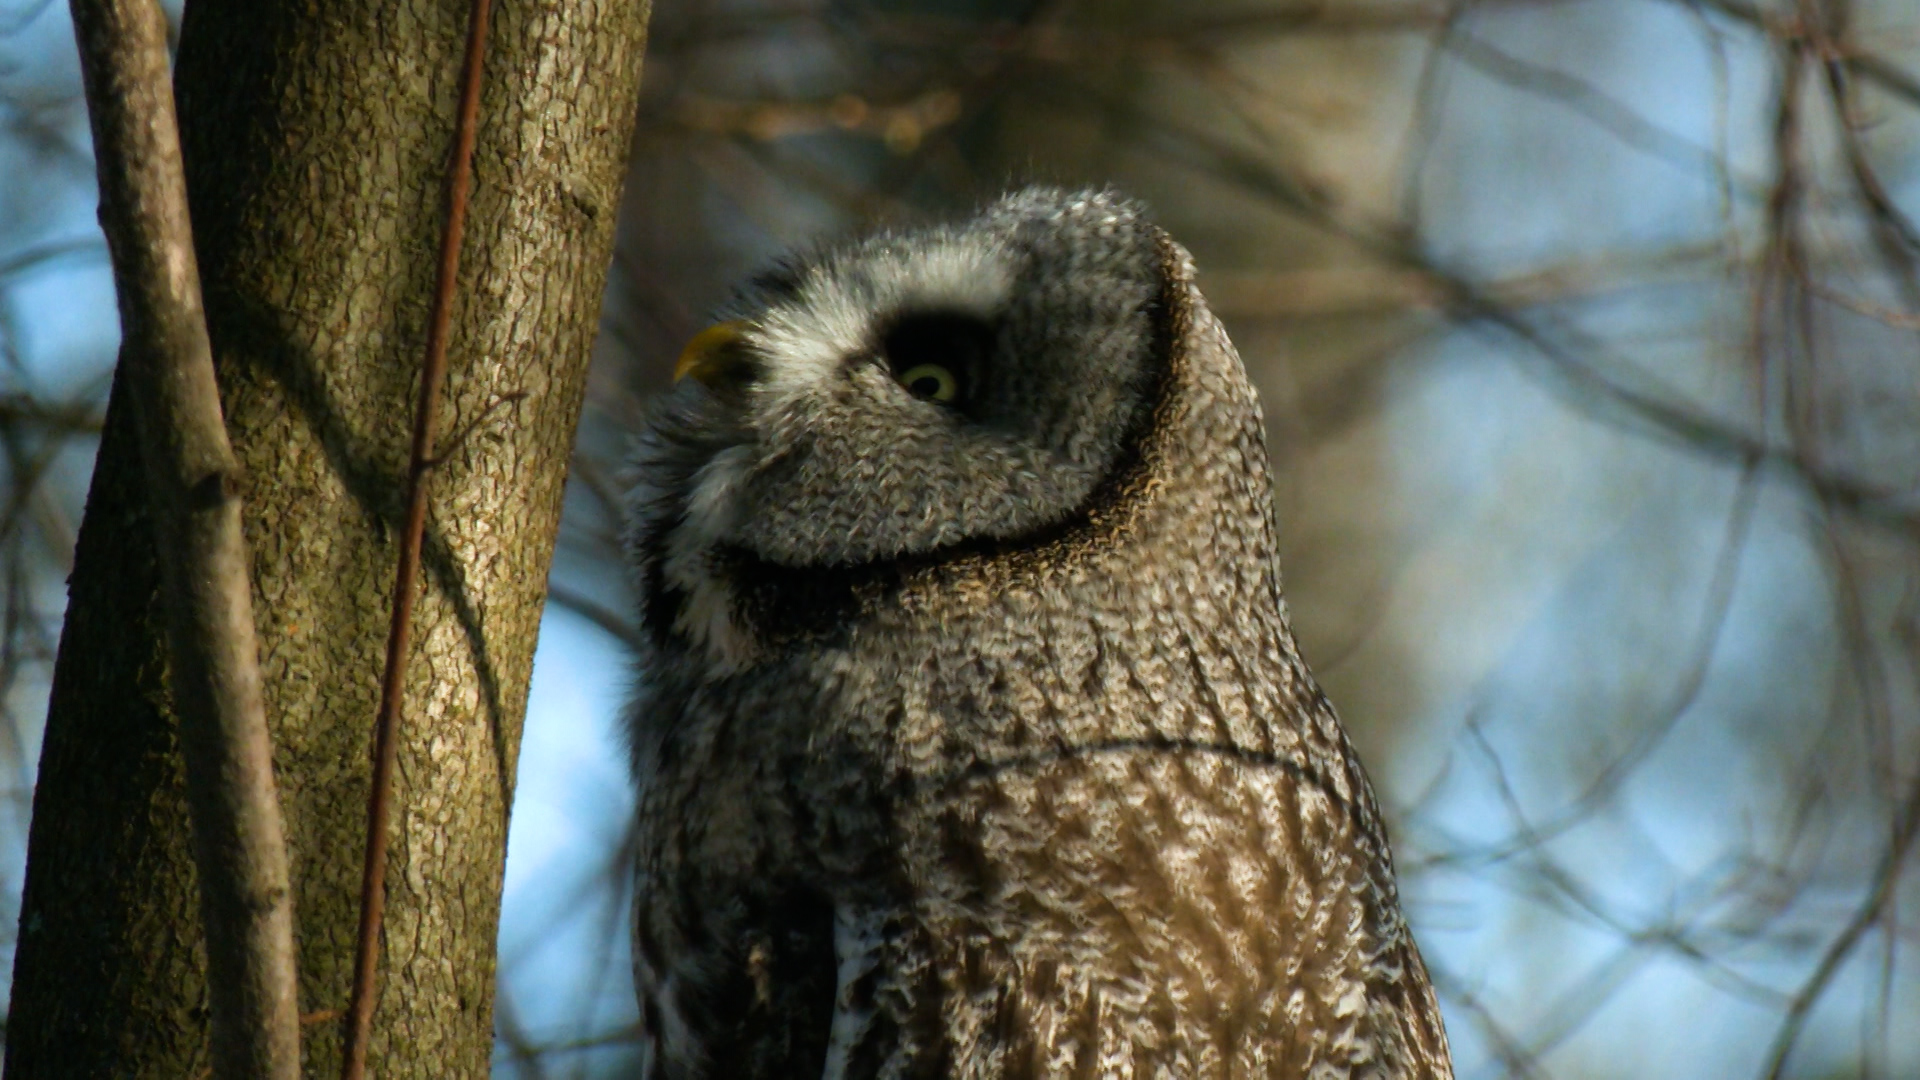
<box><xmin>1759</xmin><ymin>769</ymin><xmax>1920</xmax><ymax>1079</ymax></box>
<box><xmin>1428</xmin><ymin>970</ymin><xmax>1550</xmax><ymax>1080</ymax></box>
<box><xmin>0</xmin><ymin>235</ymin><xmax>106</xmax><ymax>280</ymax></box>
<box><xmin>1417</xmin><ymin>455</ymin><xmax>1762</xmax><ymax>874</ymax></box>
<box><xmin>0</xmin><ymin>0</ymin><xmax>58</xmax><ymax>36</ymax></box>
<box><xmin>66</xmin><ymin>0</ymin><xmax>299</xmax><ymax>1075</ymax></box>
<box><xmin>1679</xmin><ymin>0</ymin><xmax>1920</xmax><ymax>108</ymax></box>
<box><xmin>547</xmin><ymin>584</ymin><xmax>642</xmax><ymax>652</ymax></box>
<box><xmin>1111</xmin><ymin>92</ymin><xmax>1920</xmax><ymax>537</ymax></box>
<box><xmin>339</xmin><ymin>0</ymin><xmax>495</xmax><ymax>1074</ymax></box>
<box><xmin>1164</xmin><ymin>0</ymin><xmax>1595</xmax><ymax>36</ymax></box>
<box><xmin>423</xmin><ymin>389</ymin><xmax>527</xmax><ymax>468</ymax></box>
<box><xmin>1445</xmin><ymin>26</ymin><xmax>1765</xmax><ymax>197</ymax></box>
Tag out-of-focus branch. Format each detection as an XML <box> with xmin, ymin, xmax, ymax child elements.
<box><xmin>1445</xmin><ymin>27</ymin><xmax>1763</xmax><ymax>195</ymax></box>
<box><xmin>0</xmin><ymin>392</ymin><xmax>105</xmax><ymax>436</ymax></box>
<box><xmin>1679</xmin><ymin>0</ymin><xmax>1920</xmax><ymax>108</ymax></box>
<box><xmin>1114</xmin><ymin>96</ymin><xmax>1920</xmax><ymax>538</ymax></box>
<box><xmin>667</xmin><ymin>90</ymin><xmax>964</xmax><ymax>153</ymax></box>
<box><xmin>66</xmin><ymin>0</ymin><xmax>300</xmax><ymax>1077</ymax></box>
<box><xmin>547</xmin><ymin>584</ymin><xmax>641</xmax><ymax>652</ymax></box>
<box><xmin>0</xmin><ymin>235</ymin><xmax>106</xmax><ymax>280</ymax></box>
<box><xmin>0</xmin><ymin>0</ymin><xmax>59</xmax><ymax>36</ymax></box>
<box><xmin>1760</xmin><ymin>771</ymin><xmax>1920</xmax><ymax>1079</ymax></box>
<box><xmin>1161</xmin><ymin>0</ymin><xmax>1572</xmax><ymax>37</ymax></box>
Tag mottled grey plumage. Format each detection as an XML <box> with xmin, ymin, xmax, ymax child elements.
<box><xmin>623</xmin><ymin>188</ymin><xmax>1452</xmax><ymax>1079</ymax></box>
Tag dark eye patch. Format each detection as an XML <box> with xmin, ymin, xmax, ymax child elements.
<box><xmin>880</xmin><ymin>312</ymin><xmax>996</xmax><ymax>408</ymax></box>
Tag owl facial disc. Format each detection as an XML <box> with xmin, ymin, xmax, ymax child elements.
<box><xmin>626</xmin><ymin>189</ymin><xmax>1165</xmax><ymax>672</ymax></box>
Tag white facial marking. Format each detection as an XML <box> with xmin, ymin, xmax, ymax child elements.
<box><xmin>655</xmin><ymin>235</ymin><xmax>1017</xmax><ymax>673</ymax></box>
<box><xmin>749</xmin><ymin>234</ymin><xmax>1014</xmax><ymax>419</ymax></box>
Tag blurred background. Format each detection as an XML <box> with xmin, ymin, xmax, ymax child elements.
<box><xmin>6</xmin><ymin>0</ymin><xmax>1920</xmax><ymax>1076</ymax></box>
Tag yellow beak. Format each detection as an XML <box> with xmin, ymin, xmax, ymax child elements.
<box><xmin>674</xmin><ymin>321</ymin><xmax>753</xmax><ymax>388</ymax></box>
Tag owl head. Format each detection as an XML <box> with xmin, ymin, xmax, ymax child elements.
<box><xmin>625</xmin><ymin>188</ymin><xmax>1182</xmax><ymax>671</ymax></box>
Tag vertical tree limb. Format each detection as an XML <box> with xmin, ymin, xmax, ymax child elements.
<box><xmin>8</xmin><ymin>1</ymin><xmax>653</xmax><ymax>1072</ymax></box>
<box><xmin>66</xmin><ymin>0</ymin><xmax>301</xmax><ymax>1077</ymax></box>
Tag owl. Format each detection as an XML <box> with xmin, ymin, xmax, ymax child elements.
<box><xmin>622</xmin><ymin>188</ymin><xmax>1452</xmax><ymax>1079</ymax></box>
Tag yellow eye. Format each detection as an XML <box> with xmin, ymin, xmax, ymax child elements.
<box><xmin>898</xmin><ymin>363</ymin><xmax>959</xmax><ymax>403</ymax></box>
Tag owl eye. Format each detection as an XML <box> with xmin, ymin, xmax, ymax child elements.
<box><xmin>880</xmin><ymin>311</ymin><xmax>993</xmax><ymax>409</ymax></box>
<box><xmin>898</xmin><ymin>363</ymin><xmax>959</xmax><ymax>403</ymax></box>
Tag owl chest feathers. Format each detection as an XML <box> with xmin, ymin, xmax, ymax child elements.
<box><xmin>629</xmin><ymin>530</ymin><xmax>1427</xmax><ymax>1078</ymax></box>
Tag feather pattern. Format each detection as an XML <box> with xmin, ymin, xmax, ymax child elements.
<box><xmin>624</xmin><ymin>189</ymin><xmax>1452</xmax><ymax>1078</ymax></box>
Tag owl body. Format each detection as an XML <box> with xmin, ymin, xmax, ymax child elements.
<box><xmin>624</xmin><ymin>190</ymin><xmax>1451</xmax><ymax>1079</ymax></box>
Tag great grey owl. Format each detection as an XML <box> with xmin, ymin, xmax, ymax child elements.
<box><xmin>622</xmin><ymin>187</ymin><xmax>1452</xmax><ymax>1079</ymax></box>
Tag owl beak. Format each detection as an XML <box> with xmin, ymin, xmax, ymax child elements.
<box><xmin>674</xmin><ymin>321</ymin><xmax>758</xmax><ymax>391</ymax></box>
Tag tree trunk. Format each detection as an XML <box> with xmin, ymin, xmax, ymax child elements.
<box><xmin>5</xmin><ymin>2</ymin><xmax>652</xmax><ymax>1076</ymax></box>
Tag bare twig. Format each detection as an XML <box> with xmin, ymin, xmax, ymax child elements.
<box><xmin>1163</xmin><ymin>0</ymin><xmax>1587</xmax><ymax>37</ymax></box>
<box><xmin>422</xmin><ymin>389</ymin><xmax>527</xmax><ymax>468</ymax></box>
<box><xmin>1678</xmin><ymin>0</ymin><xmax>1920</xmax><ymax>107</ymax></box>
<box><xmin>67</xmin><ymin>0</ymin><xmax>300</xmax><ymax>1076</ymax></box>
<box><xmin>0</xmin><ymin>235</ymin><xmax>106</xmax><ymax>280</ymax></box>
<box><xmin>339</xmin><ymin>0</ymin><xmax>495</xmax><ymax>1074</ymax></box>
<box><xmin>1104</xmin><ymin>91</ymin><xmax>1920</xmax><ymax>537</ymax></box>
<box><xmin>0</xmin><ymin>0</ymin><xmax>58</xmax><ymax>36</ymax></box>
<box><xmin>1415</xmin><ymin>454</ymin><xmax>1762</xmax><ymax>874</ymax></box>
<box><xmin>1445</xmin><ymin>26</ymin><xmax>1764</xmax><ymax>196</ymax></box>
<box><xmin>1760</xmin><ymin>771</ymin><xmax>1920</xmax><ymax>1079</ymax></box>
<box><xmin>547</xmin><ymin>584</ymin><xmax>642</xmax><ymax>652</ymax></box>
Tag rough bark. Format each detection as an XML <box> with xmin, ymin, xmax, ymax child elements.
<box><xmin>6</xmin><ymin>1</ymin><xmax>653</xmax><ymax>1076</ymax></box>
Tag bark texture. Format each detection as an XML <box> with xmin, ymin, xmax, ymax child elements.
<box><xmin>6</xmin><ymin>2</ymin><xmax>653</xmax><ymax>1076</ymax></box>
<box><xmin>67</xmin><ymin>0</ymin><xmax>302</xmax><ymax>1074</ymax></box>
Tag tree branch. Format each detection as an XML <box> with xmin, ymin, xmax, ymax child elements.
<box><xmin>67</xmin><ymin>0</ymin><xmax>300</xmax><ymax>1076</ymax></box>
